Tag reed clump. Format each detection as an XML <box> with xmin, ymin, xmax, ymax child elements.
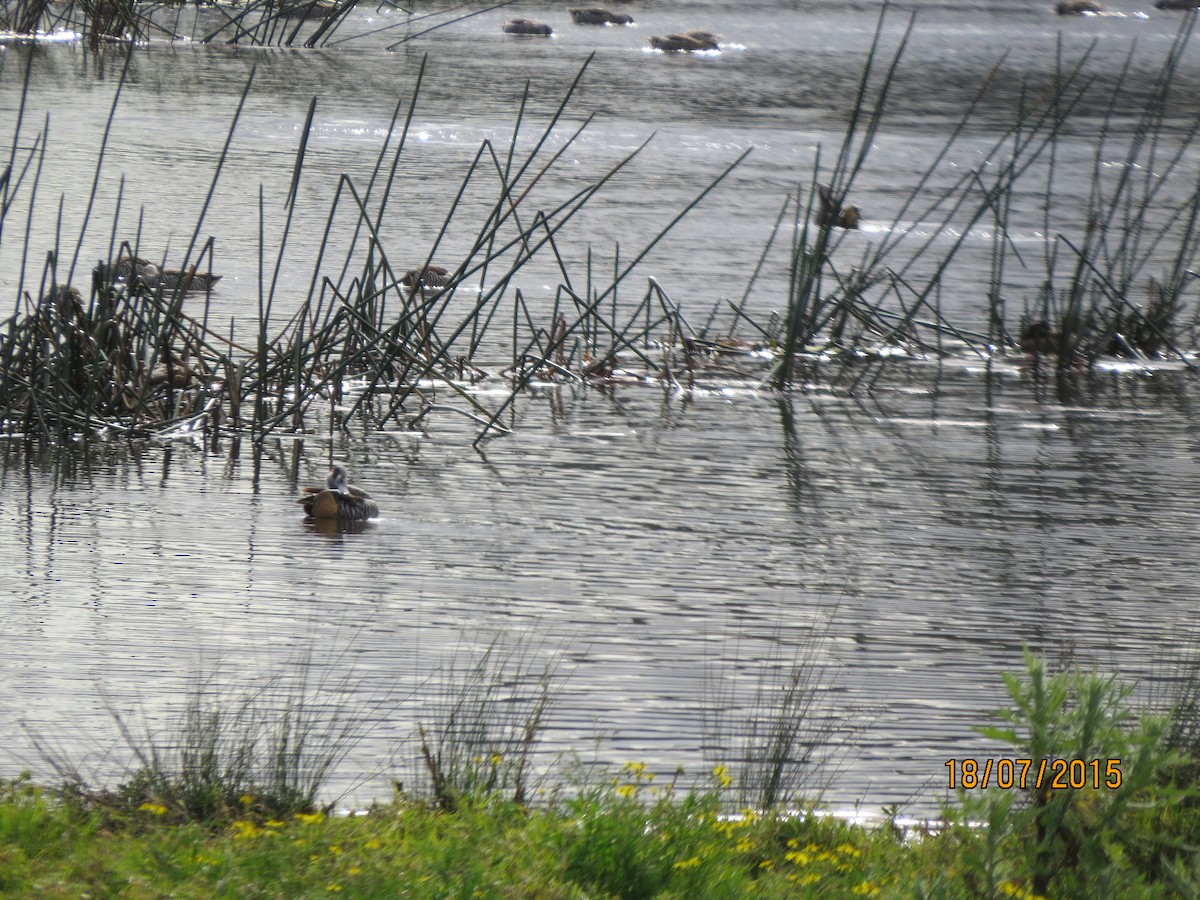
<box><xmin>1</xmin><ymin>53</ymin><xmax>753</xmax><ymax>445</ymax></box>
<box><xmin>0</xmin><ymin>0</ymin><xmax>51</xmax><ymax>34</ymax></box>
<box><xmin>734</xmin><ymin>10</ymin><xmax>1200</xmax><ymax>390</ymax></box>
<box><xmin>0</xmin><ymin>254</ymin><xmax>222</xmax><ymax>439</ymax></box>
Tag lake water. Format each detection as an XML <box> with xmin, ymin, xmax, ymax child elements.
<box><xmin>2</xmin><ymin>0</ymin><xmax>1200</xmax><ymax>817</ymax></box>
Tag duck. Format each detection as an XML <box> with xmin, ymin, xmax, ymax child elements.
<box><xmin>816</xmin><ymin>184</ymin><xmax>860</xmax><ymax>230</ymax></box>
<box><xmin>569</xmin><ymin>8</ymin><xmax>634</xmax><ymax>25</ymax></box>
<box><xmin>299</xmin><ymin>465</ymin><xmax>380</xmax><ymax>521</ymax></box>
<box><xmin>278</xmin><ymin>0</ymin><xmax>339</xmax><ymax>17</ymax></box>
<box><xmin>156</xmin><ymin>267</ymin><xmax>222</xmax><ymax>292</ymax></box>
<box><xmin>649</xmin><ymin>30</ymin><xmax>719</xmax><ymax>52</ymax></box>
<box><xmin>1056</xmin><ymin>0</ymin><xmax>1101</xmax><ymax>13</ymax></box>
<box><xmin>1017</xmin><ymin>321</ymin><xmax>1061</xmax><ymax>356</ymax></box>
<box><xmin>502</xmin><ymin>18</ymin><xmax>553</xmax><ymax>35</ymax></box>
<box><xmin>96</xmin><ymin>256</ymin><xmax>222</xmax><ymax>293</ymax></box>
<box><xmin>400</xmin><ymin>264</ymin><xmax>452</xmax><ymax>294</ymax></box>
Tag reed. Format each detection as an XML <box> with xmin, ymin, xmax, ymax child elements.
<box><xmin>23</xmin><ymin>652</ymin><xmax>378</xmax><ymax>823</ymax></box>
<box><xmin>413</xmin><ymin>634</ymin><xmax>568</xmax><ymax>810</ymax></box>
<box><xmin>6</xmin><ymin>12</ymin><xmax>1200</xmax><ymax>445</ymax></box>
<box><xmin>748</xmin><ymin>7</ymin><xmax>1200</xmax><ymax>389</ymax></box>
<box><xmin>702</xmin><ymin>612</ymin><xmax>862</xmax><ymax>812</ymax></box>
<box><xmin>0</xmin><ymin>0</ymin><xmax>51</xmax><ymax>35</ymax></box>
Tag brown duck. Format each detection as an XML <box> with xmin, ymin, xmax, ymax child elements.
<box><xmin>503</xmin><ymin>18</ymin><xmax>553</xmax><ymax>35</ymax></box>
<box><xmin>569</xmin><ymin>8</ymin><xmax>633</xmax><ymax>25</ymax></box>
<box><xmin>299</xmin><ymin>465</ymin><xmax>380</xmax><ymax>521</ymax></box>
<box><xmin>400</xmin><ymin>265</ymin><xmax>452</xmax><ymax>293</ymax></box>
<box><xmin>649</xmin><ymin>30</ymin><xmax>720</xmax><ymax>52</ymax></box>
<box><xmin>816</xmin><ymin>184</ymin><xmax>860</xmax><ymax>230</ymax></box>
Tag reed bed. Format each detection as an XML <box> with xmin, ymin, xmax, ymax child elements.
<box><xmin>722</xmin><ymin>10</ymin><xmax>1200</xmax><ymax>389</ymax></box>
<box><xmin>1</xmin><ymin>51</ymin><xmax>756</xmax><ymax>445</ymax></box>
<box><xmin>3</xmin><ymin>11</ymin><xmax>1200</xmax><ymax>448</ymax></box>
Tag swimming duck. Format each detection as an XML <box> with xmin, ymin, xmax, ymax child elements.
<box><xmin>1056</xmin><ymin>0</ymin><xmax>1101</xmax><ymax>13</ymax></box>
<box><xmin>503</xmin><ymin>18</ymin><xmax>553</xmax><ymax>35</ymax></box>
<box><xmin>1017</xmin><ymin>320</ymin><xmax>1065</xmax><ymax>356</ymax></box>
<box><xmin>96</xmin><ymin>256</ymin><xmax>222</xmax><ymax>293</ymax></box>
<box><xmin>569</xmin><ymin>8</ymin><xmax>634</xmax><ymax>25</ymax></box>
<box><xmin>299</xmin><ymin>465</ymin><xmax>380</xmax><ymax>521</ymax></box>
<box><xmin>278</xmin><ymin>0</ymin><xmax>339</xmax><ymax>17</ymax></box>
<box><xmin>400</xmin><ymin>264</ymin><xmax>452</xmax><ymax>294</ymax></box>
<box><xmin>649</xmin><ymin>30</ymin><xmax>719</xmax><ymax>52</ymax></box>
<box><xmin>816</xmin><ymin>184</ymin><xmax>860</xmax><ymax>229</ymax></box>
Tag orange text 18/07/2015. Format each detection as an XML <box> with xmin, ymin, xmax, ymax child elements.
<box><xmin>945</xmin><ymin>758</ymin><xmax>1122</xmax><ymax>791</ymax></box>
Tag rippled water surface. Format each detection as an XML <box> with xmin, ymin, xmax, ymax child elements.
<box><xmin>3</xmin><ymin>0</ymin><xmax>1200</xmax><ymax>814</ymax></box>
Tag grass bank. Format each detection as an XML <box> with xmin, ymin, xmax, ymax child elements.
<box><xmin>6</xmin><ymin>649</ymin><xmax>1200</xmax><ymax>898</ymax></box>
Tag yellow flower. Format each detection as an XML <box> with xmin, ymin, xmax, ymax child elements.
<box><xmin>615</xmin><ymin>784</ymin><xmax>638</xmax><ymax>799</ymax></box>
<box><xmin>735</xmin><ymin>837</ymin><xmax>754</xmax><ymax>853</ymax></box>
<box><xmin>265</xmin><ymin>819</ymin><xmax>285</xmax><ymax>829</ymax></box>
<box><xmin>348</xmin><ymin>866</ymin><xmax>362</xmax><ymax>876</ymax></box>
<box><xmin>329</xmin><ymin>844</ymin><xmax>343</xmax><ymax>856</ymax></box>
<box><xmin>231</xmin><ymin>820</ymin><xmax>262</xmax><ymax>840</ymax></box>
<box><xmin>364</xmin><ymin>838</ymin><xmax>383</xmax><ymax>851</ymax></box>
<box><xmin>239</xmin><ymin>794</ymin><xmax>254</xmax><ymax>806</ymax></box>
<box><xmin>798</xmin><ymin>873</ymin><xmax>821</xmax><ymax>885</ymax></box>
<box><xmin>851</xmin><ymin>882</ymin><xmax>880</xmax><ymax>896</ymax></box>
<box><xmin>712</xmin><ymin>765</ymin><xmax>732</xmax><ymax>789</ymax></box>
<box><xmin>836</xmin><ymin>843</ymin><xmax>861</xmax><ymax>858</ymax></box>
<box><xmin>672</xmin><ymin>856</ymin><xmax>702</xmax><ymax>871</ymax></box>
<box><xmin>138</xmin><ymin>802</ymin><xmax>168</xmax><ymax>816</ymax></box>
<box><xmin>294</xmin><ymin>812</ymin><xmax>326</xmax><ymax>825</ymax></box>
<box><xmin>326</xmin><ymin>885</ymin><xmax>343</xmax><ymax>893</ymax></box>
<box><xmin>784</xmin><ymin>850</ymin><xmax>811</xmax><ymax>866</ymax></box>
<box><xmin>758</xmin><ymin>859</ymin><xmax>775</xmax><ymax>870</ymax></box>
<box><xmin>999</xmin><ymin>883</ymin><xmax>1049</xmax><ymax>900</ymax></box>
<box><xmin>624</xmin><ymin>761</ymin><xmax>647</xmax><ymax>776</ymax></box>
<box><xmin>490</xmin><ymin>753</ymin><xmax>503</xmax><ymax>765</ymax></box>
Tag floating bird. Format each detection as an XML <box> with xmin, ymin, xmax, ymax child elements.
<box><xmin>816</xmin><ymin>184</ymin><xmax>860</xmax><ymax>230</ymax></box>
<box><xmin>299</xmin><ymin>465</ymin><xmax>380</xmax><ymax>521</ymax></box>
<box><xmin>278</xmin><ymin>0</ymin><xmax>339</xmax><ymax>17</ymax></box>
<box><xmin>503</xmin><ymin>18</ymin><xmax>553</xmax><ymax>35</ymax></box>
<box><xmin>96</xmin><ymin>256</ymin><xmax>222</xmax><ymax>293</ymax></box>
<box><xmin>1056</xmin><ymin>0</ymin><xmax>1101</xmax><ymax>13</ymax></box>
<box><xmin>1018</xmin><ymin>320</ymin><xmax>1060</xmax><ymax>356</ymax></box>
<box><xmin>400</xmin><ymin>265</ymin><xmax>452</xmax><ymax>294</ymax></box>
<box><xmin>569</xmin><ymin>8</ymin><xmax>634</xmax><ymax>25</ymax></box>
<box><xmin>649</xmin><ymin>30</ymin><xmax>719</xmax><ymax>52</ymax></box>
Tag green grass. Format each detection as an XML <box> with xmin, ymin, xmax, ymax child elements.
<box><xmin>0</xmin><ymin>771</ymin><xmax>926</xmax><ymax>898</ymax></box>
<box><xmin>8</xmin><ymin>648</ymin><xmax>1200</xmax><ymax>898</ymax></box>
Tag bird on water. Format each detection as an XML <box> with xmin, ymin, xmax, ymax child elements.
<box><xmin>299</xmin><ymin>465</ymin><xmax>380</xmax><ymax>521</ymax></box>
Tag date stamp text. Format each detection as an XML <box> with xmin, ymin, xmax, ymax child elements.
<box><xmin>945</xmin><ymin>758</ymin><xmax>1122</xmax><ymax>790</ymax></box>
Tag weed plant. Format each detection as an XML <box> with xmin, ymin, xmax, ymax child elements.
<box><xmin>702</xmin><ymin>615</ymin><xmax>863</xmax><ymax>812</ymax></box>
<box><xmin>413</xmin><ymin>634</ymin><xmax>568</xmax><ymax>810</ymax></box>
<box><xmin>24</xmin><ymin>653</ymin><xmax>380</xmax><ymax>824</ymax></box>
